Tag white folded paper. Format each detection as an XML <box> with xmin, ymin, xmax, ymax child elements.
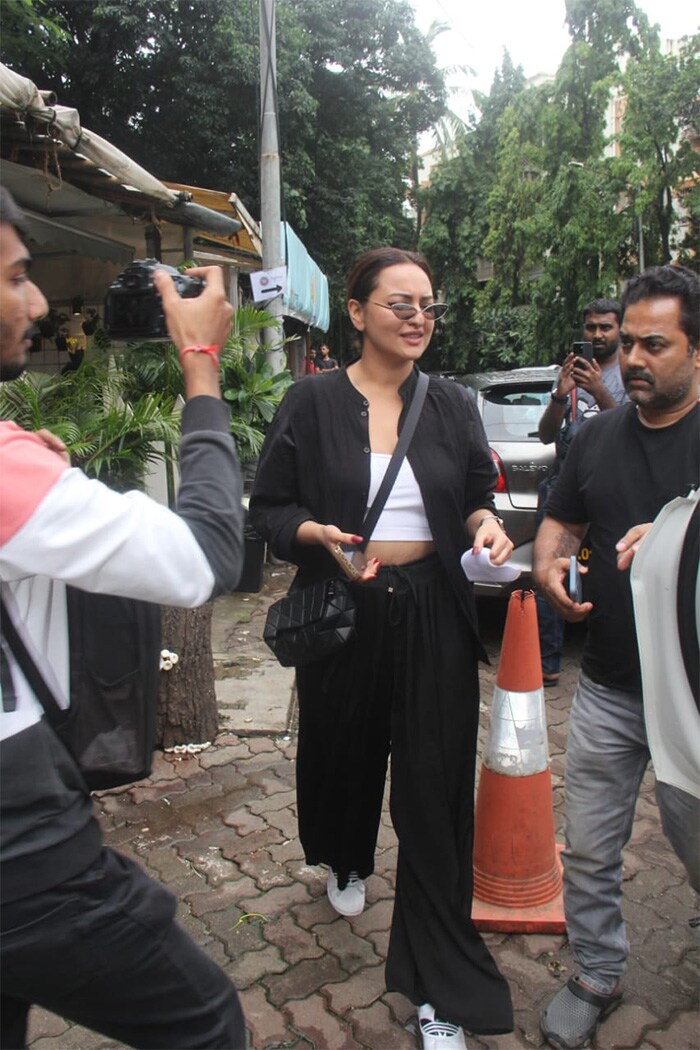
<box><xmin>460</xmin><ymin>547</ymin><xmax>522</xmax><ymax>583</ymax></box>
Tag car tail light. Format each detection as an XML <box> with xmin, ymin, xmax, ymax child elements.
<box><xmin>490</xmin><ymin>448</ymin><xmax>508</xmax><ymax>494</ymax></box>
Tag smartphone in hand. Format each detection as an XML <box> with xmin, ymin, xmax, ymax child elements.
<box><xmin>572</xmin><ymin>340</ymin><xmax>593</xmax><ymax>363</ymax></box>
<box><xmin>331</xmin><ymin>544</ymin><xmax>362</xmax><ymax>580</ymax></box>
<box><xmin>567</xmin><ymin>555</ymin><xmax>583</xmax><ymax>603</ymax></box>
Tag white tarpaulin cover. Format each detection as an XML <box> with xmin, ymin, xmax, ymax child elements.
<box><xmin>0</xmin><ymin>63</ymin><xmax>179</xmax><ymax>206</ymax></box>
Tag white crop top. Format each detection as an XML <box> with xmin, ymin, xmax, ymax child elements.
<box><xmin>367</xmin><ymin>453</ymin><xmax>433</xmax><ymax>541</ymax></box>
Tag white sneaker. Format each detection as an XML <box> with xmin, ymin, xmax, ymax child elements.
<box><xmin>326</xmin><ymin>869</ymin><xmax>365</xmax><ymax>916</ymax></box>
<box><xmin>418</xmin><ymin>1004</ymin><xmax>467</xmax><ymax>1050</ymax></box>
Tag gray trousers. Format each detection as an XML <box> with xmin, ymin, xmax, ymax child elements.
<box><xmin>563</xmin><ymin>672</ymin><xmax>700</xmax><ymax>995</ymax></box>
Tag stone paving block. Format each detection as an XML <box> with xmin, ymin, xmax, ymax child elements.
<box><xmin>284</xmin><ymin>992</ymin><xmax>363</xmax><ymax>1049</ymax></box>
<box><xmin>173</xmin><ymin>845</ymin><xmax>239</xmax><ymax>886</ymax></box>
<box><xmin>285</xmin><ymin>862</ymin><xmax>326</xmax><ymax>890</ymax></box>
<box><xmin>321</xmin><ymin>964</ymin><xmax>387</xmax><ymax>1013</ymax></box>
<box><xmin>268</xmin><ymin>837</ymin><xmax>306</xmax><ymax>865</ymax></box>
<box><xmin>249</xmin><ymin>789</ymin><xmax>298</xmax><ymax>815</ymax></box>
<box><xmin>239</xmin><ymin>880</ymin><xmax>313</xmax><ymax>919</ymax></box>
<box><xmin>162</xmin><ymin>755</ymin><xmax>211</xmax><ymax>780</ymax></box>
<box><xmin>186</xmin><ymin>875</ymin><xmax>259</xmax><ymax>916</ymax></box>
<box><xmin>264</xmin><ymin>955</ymin><xmax>349</xmax><ymax>1007</ymax></box>
<box><xmin>254</xmin><ymin>775</ymin><xmax>293</xmax><ymax>797</ymax></box>
<box><xmin>313</xmin><ymin>920</ymin><xmax>382</xmax><ymax>972</ymax></box>
<box><xmin>205</xmin><ymin>764</ymin><xmax>250</xmax><ymax>793</ymax></box>
<box><xmin>128</xmin><ymin>778</ymin><xmax>188</xmax><ymax>804</ymax></box>
<box><xmin>347</xmin><ymin>999</ymin><xmax>416</xmax><ymax>1049</ymax></box>
<box><xmin>247</xmin><ymin>737</ymin><xmax>280</xmax><ymax>754</ymax></box>
<box><xmin>629</xmin><ymin>816</ymin><xmax>660</xmax><ymax>847</ymax></box>
<box><xmin>144</xmin><ymin>844</ymin><xmax>202</xmax><ymax>884</ymax></box>
<box><xmin>26</xmin><ymin>1007</ymin><xmax>70</xmax><ymax>1043</ymax></box>
<box><xmin>377</xmin><ymin>820</ymin><xmax>398</xmax><ymax>850</ymax></box>
<box><xmin>238</xmin><ymin>984</ymin><xmax>292</xmax><ymax>1050</ymax></box>
<box><xmin>264</xmin><ymin>807</ymin><xmax>299</xmax><ymax>840</ymax></box>
<box><xmin>365</xmin><ymin>873</ymin><xmax>395</xmax><ymax>903</ymax></box>
<box><xmin>200</xmin><ymin>744</ymin><xmax>251</xmax><ymax>768</ymax></box>
<box><xmin>496</xmin><ymin>950</ymin><xmax>558</xmax><ymax>1009</ymax></box>
<box><xmin>517</xmin><ymin>933</ymin><xmax>567</xmax><ymax>961</ymax></box>
<box><xmin>646</xmin><ymin>1010</ymin><xmax>700</xmax><ymax>1050</ymax></box>
<box><xmin>383</xmin><ymin>991</ymin><xmax>416</xmax><ymax>1026</ymax></box>
<box><xmin>30</xmin><ymin>1022</ymin><xmax>120</xmax><ymax>1049</ymax></box>
<box><xmin>163</xmin><ymin>781</ymin><xmax>224</xmax><ymax>809</ymax></box>
<box><xmin>263</xmin><ymin>911</ymin><xmax>325</xmax><ymax>965</ymax></box>
<box><xmin>368</xmin><ymin>927</ymin><xmax>390</xmax><ymax>959</ymax></box>
<box><xmin>206</xmin><ymin>908</ymin><xmax>269</xmax><ymax>956</ymax></box>
<box><xmin>595</xmin><ymin>1003</ymin><xmax>658</xmax><ymax>1048</ymax></box>
<box><xmin>292</xmin><ymin>895</ymin><xmax>340</xmax><ymax>930</ymax></box>
<box><xmin>476</xmin><ymin>1029</ymin><xmax>534</xmax><ymax>1048</ymax></box>
<box><xmin>237</xmin><ymin>849</ymin><xmax>294</xmax><ymax>890</ymax></box>
<box><xmin>228</xmin><ymin>943</ymin><xmax>287</xmax><ymax>990</ymax></box>
<box><xmin>226</xmin><ymin>826</ymin><xmax>285</xmax><ymax>854</ymax></box>
<box><xmin>231</xmin><ymin>752</ymin><xmax>290</xmax><ymax>775</ymax></box>
<box><xmin>351</xmin><ymin>898</ymin><xmax>394</xmax><ymax>938</ymax></box>
<box><xmin>223</xmin><ymin>806</ymin><xmax>268</xmax><ymax>836</ymax></box>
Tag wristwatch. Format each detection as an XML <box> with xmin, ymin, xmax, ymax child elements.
<box><xmin>550</xmin><ymin>391</ymin><xmax>568</xmax><ymax>405</ymax></box>
<box><xmin>477</xmin><ymin>514</ymin><xmax>506</xmax><ymax>531</ymax></box>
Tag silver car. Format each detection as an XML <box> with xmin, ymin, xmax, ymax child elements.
<box><xmin>439</xmin><ymin>367</ymin><xmax>558</xmax><ymax>595</ymax></box>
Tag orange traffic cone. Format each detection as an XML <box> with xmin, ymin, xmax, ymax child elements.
<box><xmin>471</xmin><ymin>589</ymin><xmax>565</xmax><ymax>933</ymax></box>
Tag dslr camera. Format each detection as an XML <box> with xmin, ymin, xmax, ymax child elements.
<box><xmin>104</xmin><ymin>259</ymin><xmax>204</xmax><ymax>340</ymax></box>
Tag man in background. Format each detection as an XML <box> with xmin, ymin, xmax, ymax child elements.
<box><xmin>535</xmin><ymin>298</ymin><xmax>628</xmax><ymax>685</ymax></box>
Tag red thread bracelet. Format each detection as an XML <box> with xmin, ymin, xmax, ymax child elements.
<box><xmin>180</xmin><ymin>344</ymin><xmax>220</xmax><ymax>368</ymax></box>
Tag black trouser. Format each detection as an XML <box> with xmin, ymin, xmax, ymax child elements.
<box><xmin>0</xmin><ymin>848</ymin><xmax>245</xmax><ymax>1049</ymax></box>
<box><xmin>296</xmin><ymin>556</ymin><xmax>513</xmax><ymax>1035</ymax></box>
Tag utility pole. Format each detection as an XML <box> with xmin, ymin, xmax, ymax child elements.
<box><xmin>259</xmin><ymin>0</ymin><xmax>284</xmax><ymax>372</ymax></box>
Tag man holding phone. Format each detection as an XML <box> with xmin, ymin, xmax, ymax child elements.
<box><xmin>535</xmin><ymin>299</ymin><xmax>628</xmax><ymax>685</ymax></box>
<box><xmin>533</xmin><ymin>266</ymin><xmax>700</xmax><ymax>1049</ymax></box>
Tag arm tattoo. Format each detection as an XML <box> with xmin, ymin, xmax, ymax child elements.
<box><xmin>553</xmin><ymin>529</ymin><xmax>582</xmax><ymax>559</ymax></box>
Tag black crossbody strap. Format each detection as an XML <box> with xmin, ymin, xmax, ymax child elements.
<box><xmin>0</xmin><ymin>595</ymin><xmax>64</xmax><ymax>726</ymax></box>
<box><xmin>358</xmin><ymin>370</ymin><xmax>429</xmax><ymax>552</ymax></box>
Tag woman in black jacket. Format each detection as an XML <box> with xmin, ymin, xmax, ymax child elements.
<box><xmin>250</xmin><ymin>247</ymin><xmax>514</xmax><ymax>1048</ymax></box>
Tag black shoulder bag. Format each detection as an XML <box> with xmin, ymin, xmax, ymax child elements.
<box><xmin>263</xmin><ymin>371</ymin><xmax>429</xmax><ymax>668</ymax></box>
<box><xmin>1</xmin><ymin>589</ymin><xmax>161</xmax><ymax>791</ymax></box>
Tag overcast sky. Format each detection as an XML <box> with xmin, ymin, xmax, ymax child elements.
<box><xmin>408</xmin><ymin>0</ymin><xmax>698</xmax><ymax>103</ymax></box>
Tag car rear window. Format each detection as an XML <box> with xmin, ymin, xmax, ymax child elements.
<box><xmin>480</xmin><ymin>385</ymin><xmax>551</xmax><ymax>440</ymax></box>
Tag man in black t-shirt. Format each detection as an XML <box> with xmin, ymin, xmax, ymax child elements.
<box><xmin>315</xmin><ymin>343</ymin><xmax>339</xmax><ymax>371</ymax></box>
<box><xmin>533</xmin><ymin>266</ymin><xmax>700</xmax><ymax>1050</ymax></box>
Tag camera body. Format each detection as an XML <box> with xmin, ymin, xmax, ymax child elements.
<box><xmin>572</xmin><ymin>340</ymin><xmax>593</xmax><ymax>363</ymax></box>
<box><xmin>104</xmin><ymin>260</ymin><xmax>204</xmax><ymax>341</ymax></box>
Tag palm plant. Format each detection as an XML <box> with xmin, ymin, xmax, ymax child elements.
<box><xmin>0</xmin><ymin>355</ymin><xmax>180</xmax><ymax>491</ymax></box>
<box><xmin>117</xmin><ymin>303</ymin><xmax>292</xmax><ymax>465</ymax></box>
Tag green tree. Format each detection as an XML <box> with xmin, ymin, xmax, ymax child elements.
<box><xmin>419</xmin><ymin>54</ymin><xmax>528</xmax><ymax>369</ymax></box>
<box><xmin>617</xmin><ymin>34</ymin><xmax>700</xmax><ymax>266</ymax></box>
<box><xmin>2</xmin><ymin>0</ymin><xmax>445</xmax><ymax>347</ymax></box>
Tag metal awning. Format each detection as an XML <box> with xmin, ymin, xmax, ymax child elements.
<box><xmin>22</xmin><ymin>210</ymin><xmax>133</xmax><ymax>265</ymax></box>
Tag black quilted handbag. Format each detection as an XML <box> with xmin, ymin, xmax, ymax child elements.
<box><xmin>263</xmin><ymin>577</ymin><xmax>356</xmax><ymax>668</ymax></box>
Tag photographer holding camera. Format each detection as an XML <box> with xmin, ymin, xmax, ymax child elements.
<box><xmin>0</xmin><ymin>186</ymin><xmax>246</xmax><ymax>1049</ymax></box>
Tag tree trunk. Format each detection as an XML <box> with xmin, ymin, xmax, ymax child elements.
<box><xmin>155</xmin><ymin>604</ymin><xmax>219</xmax><ymax>748</ymax></box>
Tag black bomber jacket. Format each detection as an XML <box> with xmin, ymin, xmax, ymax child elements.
<box><xmin>249</xmin><ymin>366</ymin><xmax>498</xmax><ymax>660</ymax></box>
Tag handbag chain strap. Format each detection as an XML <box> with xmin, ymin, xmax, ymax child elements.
<box><xmin>356</xmin><ymin>370</ymin><xmax>429</xmax><ymax>553</ymax></box>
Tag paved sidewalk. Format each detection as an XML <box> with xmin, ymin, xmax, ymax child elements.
<box><xmin>27</xmin><ymin>571</ymin><xmax>699</xmax><ymax>1049</ymax></box>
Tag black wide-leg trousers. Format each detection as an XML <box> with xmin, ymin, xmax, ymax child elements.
<box><xmin>296</xmin><ymin>556</ymin><xmax>513</xmax><ymax>1035</ymax></box>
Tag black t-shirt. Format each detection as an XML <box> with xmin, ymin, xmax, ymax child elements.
<box><xmin>316</xmin><ymin>357</ymin><xmax>338</xmax><ymax>370</ymax></box>
<box><xmin>546</xmin><ymin>403</ymin><xmax>700</xmax><ymax>693</ymax></box>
